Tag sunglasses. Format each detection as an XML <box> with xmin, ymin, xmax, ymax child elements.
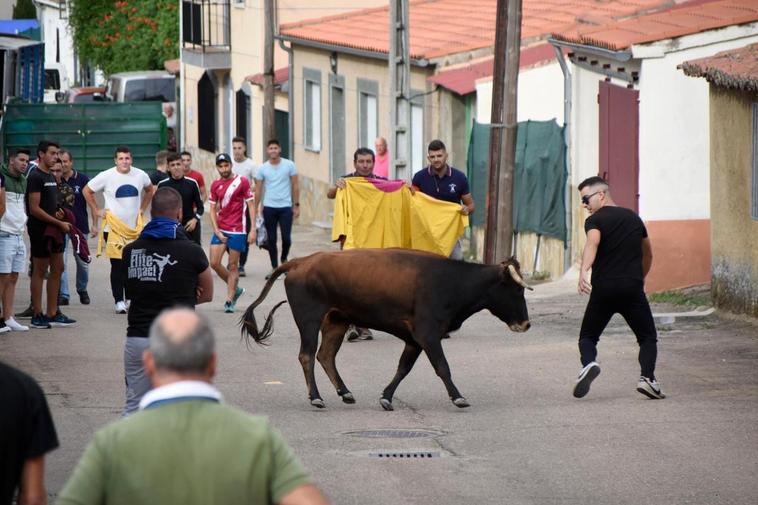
<box><xmin>581</xmin><ymin>191</ymin><xmax>603</xmax><ymax>205</ymax></box>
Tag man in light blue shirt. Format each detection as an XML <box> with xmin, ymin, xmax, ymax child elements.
<box><xmin>254</xmin><ymin>139</ymin><xmax>299</xmax><ymax>278</ymax></box>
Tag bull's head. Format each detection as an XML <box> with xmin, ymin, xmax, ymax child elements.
<box><xmin>486</xmin><ymin>257</ymin><xmax>532</xmax><ymax>333</ymax></box>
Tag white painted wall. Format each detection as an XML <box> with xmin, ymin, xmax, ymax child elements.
<box><xmin>36</xmin><ymin>1</ymin><xmax>76</xmax><ymax>88</ymax></box>
<box><xmin>637</xmin><ymin>33</ymin><xmax>758</xmax><ymax>221</ymax></box>
<box><xmin>475</xmin><ymin>61</ymin><xmax>565</xmax><ymax>124</ymax></box>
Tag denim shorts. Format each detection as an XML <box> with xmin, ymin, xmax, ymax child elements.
<box><xmin>210</xmin><ymin>231</ymin><xmax>247</xmax><ymax>252</ymax></box>
<box><xmin>0</xmin><ymin>233</ymin><xmax>27</xmax><ymax>273</ymax></box>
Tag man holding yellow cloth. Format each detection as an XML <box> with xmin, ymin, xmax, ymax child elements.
<box><xmin>84</xmin><ymin>146</ymin><xmax>154</xmax><ymax>314</ymax></box>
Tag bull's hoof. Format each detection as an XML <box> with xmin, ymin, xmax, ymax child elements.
<box><xmin>341</xmin><ymin>392</ymin><xmax>356</xmax><ymax>404</ymax></box>
<box><xmin>380</xmin><ymin>398</ymin><xmax>394</xmax><ymax>411</ymax></box>
<box><xmin>452</xmin><ymin>397</ymin><xmax>470</xmax><ymax>408</ymax></box>
<box><xmin>310</xmin><ymin>398</ymin><xmax>326</xmax><ymax>408</ymax></box>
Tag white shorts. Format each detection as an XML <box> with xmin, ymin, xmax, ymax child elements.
<box><xmin>0</xmin><ymin>233</ymin><xmax>27</xmax><ymax>273</ymax></box>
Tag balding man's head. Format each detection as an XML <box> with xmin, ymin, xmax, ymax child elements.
<box><xmin>148</xmin><ymin>308</ymin><xmax>215</xmax><ymax>374</ymax></box>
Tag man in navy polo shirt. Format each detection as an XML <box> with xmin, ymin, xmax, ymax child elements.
<box><xmin>59</xmin><ymin>150</ymin><xmax>92</xmax><ymax>305</ymax></box>
<box><xmin>411</xmin><ymin>139</ymin><xmax>474</xmax><ymax>260</ymax></box>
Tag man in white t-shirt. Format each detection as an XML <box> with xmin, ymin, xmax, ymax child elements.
<box><xmin>83</xmin><ymin>146</ymin><xmax>154</xmax><ymax>313</ymax></box>
<box><xmin>231</xmin><ymin>137</ymin><xmax>256</xmax><ymax>277</ymax></box>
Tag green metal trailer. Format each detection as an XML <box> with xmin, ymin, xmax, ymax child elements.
<box><xmin>1</xmin><ymin>102</ymin><xmax>167</xmax><ymax>175</ymax></box>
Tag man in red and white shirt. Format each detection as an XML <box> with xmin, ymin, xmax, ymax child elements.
<box><xmin>181</xmin><ymin>151</ymin><xmax>207</xmax><ymax>202</ymax></box>
<box><xmin>208</xmin><ymin>153</ymin><xmax>255</xmax><ymax>313</ymax></box>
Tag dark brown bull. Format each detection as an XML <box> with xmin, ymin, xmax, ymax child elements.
<box><xmin>240</xmin><ymin>248</ymin><xmax>531</xmax><ymax>410</ymax></box>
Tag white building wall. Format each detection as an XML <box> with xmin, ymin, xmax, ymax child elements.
<box><xmin>475</xmin><ymin>61</ymin><xmax>565</xmax><ymax>124</ymax></box>
<box><xmin>37</xmin><ymin>1</ymin><xmax>76</xmax><ymax>87</ymax></box>
<box><xmin>637</xmin><ymin>32</ymin><xmax>758</xmax><ymax>221</ymax></box>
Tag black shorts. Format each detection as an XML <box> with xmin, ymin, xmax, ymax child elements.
<box><xmin>28</xmin><ymin>224</ymin><xmax>64</xmax><ymax>259</ymax></box>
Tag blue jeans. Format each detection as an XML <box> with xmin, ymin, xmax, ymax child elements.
<box><xmin>60</xmin><ymin>238</ymin><xmax>89</xmax><ymax>299</ymax></box>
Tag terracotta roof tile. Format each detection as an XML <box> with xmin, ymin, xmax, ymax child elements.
<box><xmin>246</xmin><ymin>67</ymin><xmax>289</xmax><ymax>87</ymax></box>
<box><xmin>552</xmin><ymin>0</ymin><xmax>758</xmax><ymax>51</ymax></box>
<box><xmin>280</xmin><ymin>0</ymin><xmax>677</xmax><ymax>60</ymax></box>
<box><xmin>681</xmin><ymin>42</ymin><xmax>758</xmax><ymax>91</ymax></box>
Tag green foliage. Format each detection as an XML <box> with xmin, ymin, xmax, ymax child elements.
<box><xmin>69</xmin><ymin>0</ymin><xmax>178</xmax><ymax>76</ymax></box>
<box><xmin>13</xmin><ymin>0</ymin><xmax>37</xmax><ymax>19</ymax></box>
<box><xmin>649</xmin><ymin>288</ymin><xmax>711</xmax><ymax>308</ymax></box>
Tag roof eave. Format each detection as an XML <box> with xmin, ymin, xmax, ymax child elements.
<box><xmin>547</xmin><ymin>37</ymin><xmax>633</xmax><ymax>62</ymax></box>
<box><xmin>278</xmin><ymin>34</ymin><xmax>431</xmax><ymax>68</ymax></box>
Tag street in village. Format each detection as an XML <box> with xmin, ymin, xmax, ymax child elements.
<box><xmin>1</xmin><ymin>223</ymin><xmax>756</xmax><ymax>505</ymax></box>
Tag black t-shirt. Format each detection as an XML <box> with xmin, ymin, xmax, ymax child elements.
<box><xmin>150</xmin><ymin>170</ymin><xmax>170</xmax><ymax>186</ymax></box>
<box><xmin>122</xmin><ymin>231</ymin><xmax>209</xmax><ymax>337</ymax></box>
<box><xmin>585</xmin><ymin>206</ymin><xmax>648</xmax><ymax>284</ymax></box>
<box><xmin>156</xmin><ymin>176</ymin><xmax>204</xmax><ymax>225</ymax></box>
<box><xmin>25</xmin><ymin>169</ymin><xmax>59</xmax><ymax>230</ymax></box>
<box><xmin>0</xmin><ymin>362</ymin><xmax>59</xmax><ymax>505</ymax></box>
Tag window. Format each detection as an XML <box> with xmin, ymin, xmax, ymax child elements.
<box><xmin>330</xmin><ymin>74</ymin><xmax>346</xmax><ymax>182</ymax></box>
<box><xmin>357</xmin><ymin>79</ymin><xmax>378</xmax><ymax>149</ymax></box>
<box><xmin>124</xmin><ymin>78</ymin><xmax>176</xmax><ymax>102</ymax></box>
<box><xmin>44</xmin><ymin>69</ymin><xmax>60</xmax><ymax>91</ymax></box>
<box><xmin>303</xmin><ymin>68</ymin><xmax>321</xmax><ymax>151</ymax></box>
<box><xmin>236</xmin><ymin>89</ymin><xmax>250</xmax><ymax>147</ymax></box>
<box><xmin>752</xmin><ymin>103</ymin><xmax>758</xmax><ymax>220</ymax></box>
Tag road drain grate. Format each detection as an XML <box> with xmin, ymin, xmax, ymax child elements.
<box><xmin>369</xmin><ymin>451</ymin><xmax>441</xmax><ymax>459</ymax></box>
<box><xmin>345</xmin><ymin>429</ymin><xmax>442</xmax><ymax>439</ymax></box>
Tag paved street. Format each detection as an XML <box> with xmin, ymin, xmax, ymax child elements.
<box><xmin>2</xmin><ymin>223</ymin><xmax>757</xmax><ymax>505</ymax></box>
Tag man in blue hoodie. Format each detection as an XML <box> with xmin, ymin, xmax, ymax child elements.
<box><xmin>119</xmin><ymin>187</ymin><xmax>213</xmax><ymax>415</ymax></box>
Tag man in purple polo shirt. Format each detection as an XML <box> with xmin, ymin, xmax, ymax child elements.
<box><xmin>411</xmin><ymin>139</ymin><xmax>474</xmax><ymax>260</ymax></box>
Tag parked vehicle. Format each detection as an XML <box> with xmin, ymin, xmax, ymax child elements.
<box><xmin>0</xmin><ymin>35</ymin><xmax>44</xmax><ymax>106</ymax></box>
<box><xmin>44</xmin><ymin>62</ymin><xmax>69</xmax><ymax>103</ymax></box>
<box><xmin>60</xmin><ymin>86</ymin><xmax>106</xmax><ymax>103</ymax></box>
<box><xmin>105</xmin><ymin>70</ymin><xmax>176</xmax><ymax>128</ymax></box>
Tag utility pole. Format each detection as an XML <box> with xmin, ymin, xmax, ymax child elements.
<box><xmin>389</xmin><ymin>0</ymin><xmax>411</xmax><ymax>180</ymax></box>
<box><xmin>485</xmin><ymin>0</ymin><xmax>522</xmax><ymax>263</ymax></box>
<box><xmin>262</xmin><ymin>0</ymin><xmax>276</xmax><ymax>154</ymax></box>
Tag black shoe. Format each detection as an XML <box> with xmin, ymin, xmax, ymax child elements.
<box><xmin>238</xmin><ymin>266</ymin><xmax>246</xmax><ymax>277</ymax></box>
<box><xmin>573</xmin><ymin>362</ymin><xmax>601</xmax><ymax>399</ymax></box>
<box><xmin>78</xmin><ymin>290</ymin><xmax>90</xmax><ymax>305</ymax></box>
<box><xmin>15</xmin><ymin>304</ymin><xmax>34</xmax><ymax>319</ymax></box>
<box><xmin>58</xmin><ymin>296</ymin><xmax>69</xmax><ymax>306</ymax></box>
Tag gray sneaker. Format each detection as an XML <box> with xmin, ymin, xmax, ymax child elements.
<box><xmin>573</xmin><ymin>362</ymin><xmax>601</xmax><ymax>398</ymax></box>
<box><xmin>637</xmin><ymin>376</ymin><xmax>666</xmax><ymax>399</ymax></box>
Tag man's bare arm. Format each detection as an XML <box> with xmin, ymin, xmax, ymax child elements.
<box><xmin>461</xmin><ymin>193</ymin><xmax>475</xmax><ymax>215</ymax></box>
<box><xmin>579</xmin><ymin>229</ymin><xmax>601</xmax><ymax>294</ymax></box>
<box><xmin>18</xmin><ymin>456</ymin><xmax>47</xmax><ymax>505</ymax></box>
<box><xmin>196</xmin><ymin>267</ymin><xmax>214</xmax><ymax>304</ymax></box>
<box><xmin>278</xmin><ymin>484</ymin><xmax>330</xmax><ymax>505</ymax></box>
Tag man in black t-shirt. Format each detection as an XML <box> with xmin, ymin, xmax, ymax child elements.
<box><xmin>156</xmin><ymin>152</ymin><xmax>203</xmax><ymax>245</ymax></box>
<box><xmin>120</xmin><ymin>187</ymin><xmax>213</xmax><ymax>415</ymax></box>
<box><xmin>573</xmin><ymin>176</ymin><xmax>664</xmax><ymax>400</ymax></box>
<box><xmin>0</xmin><ymin>361</ymin><xmax>59</xmax><ymax>505</ymax></box>
<box><xmin>24</xmin><ymin>140</ymin><xmax>76</xmax><ymax>329</ymax></box>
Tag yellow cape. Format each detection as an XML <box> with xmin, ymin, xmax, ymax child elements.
<box><xmin>96</xmin><ymin>211</ymin><xmax>145</xmax><ymax>260</ymax></box>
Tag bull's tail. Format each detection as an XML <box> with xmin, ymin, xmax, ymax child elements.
<box><xmin>238</xmin><ymin>262</ymin><xmax>295</xmax><ymax>347</ymax></box>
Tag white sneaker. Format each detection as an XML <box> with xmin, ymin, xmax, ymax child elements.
<box><xmin>5</xmin><ymin>317</ymin><xmax>29</xmax><ymax>331</ymax></box>
<box><xmin>637</xmin><ymin>376</ymin><xmax>666</xmax><ymax>399</ymax></box>
<box><xmin>573</xmin><ymin>361</ymin><xmax>601</xmax><ymax>398</ymax></box>
<box><xmin>0</xmin><ymin>324</ymin><xmax>10</xmax><ymax>333</ymax></box>
<box><xmin>115</xmin><ymin>301</ymin><xmax>127</xmax><ymax>314</ymax></box>
<box><xmin>125</xmin><ymin>299</ymin><xmax>131</xmax><ymax>309</ymax></box>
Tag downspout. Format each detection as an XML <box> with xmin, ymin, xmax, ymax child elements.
<box><xmin>278</xmin><ymin>38</ymin><xmax>294</xmax><ymax>161</ymax></box>
<box><xmin>553</xmin><ymin>44</ymin><xmax>573</xmax><ymax>274</ymax></box>
<box><xmin>179</xmin><ymin>1</ymin><xmax>186</xmax><ymax>150</ymax></box>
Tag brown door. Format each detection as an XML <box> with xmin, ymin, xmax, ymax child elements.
<box><xmin>598</xmin><ymin>80</ymin><xmax>639</xmax><ymax>212</ymax></box>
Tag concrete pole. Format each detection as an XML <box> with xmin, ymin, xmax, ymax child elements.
<box><xmin>262</xmin><ymin>0</ymin><xmax>276</xmax><ymax>154</ymax></box>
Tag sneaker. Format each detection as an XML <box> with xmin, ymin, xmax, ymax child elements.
<box><xmin>58</xmin><ymin>296</ymin><xmax>69</xmax><ymax>306</ymax></box>
<box><xmin>49</xmin><ymin>312</ymin><xmax>76</xmax><ymax>327</ymax></box>
<box><xmin>115</xmin><ymin>301</ymin><xmax>127</xmax><ymax>314</ymax></box>
<box><xmin>15</xmin><ymin>304</ymin><xmax>34</xmax><ymax>319</ymax></box>
<box><xmin>573</xmin><ymin>362</ymin><xmax>601</xmax><ymax>398</ymax></box>
<box><xmin>345</xmin><ymin>325</ymin><xmax>361</xmax><ymax>342</ymax></box>
<box><xmin>232</xmin><ymin>287</ymin><xmax>245</xmax><ymax>304</ymax></box>
<box><xmin>5</xmin><ymin>317</ymin><xmax>29</xmax><ymax>331</ymax></box>
<box><xmin>30</xmin><ymin>314</ymin><xmax>51</xmax><ymax>329</ymax></box>
<box><xmin>238</xmin><ymin>266</ymin><xmax>246</xmax><ymax>277</ymax></box>
<box><xmin>357</xmin><ymin>328</ymin><xmax>373</xmax><ymax>340</ymax></box>
<box><xmin>78</xmin><ymin>290</ymin><xmax>90</xmax><ymax>305</ymax></box>
<box><xmin>125</xmin><ymin>299</ymin><xmax>131</xmax><ymax>310</ymax></box>
<box><xmin>0</xmin><ymin>321</ymin><xmax>10</xmax><ymax>333</ymax></box>
<box><xmin>223</xmin><ymin>301</ymin><xmax>234</xmax><ymax>313</ymax></box>
<box><xmin>637</xmin><ymin>376</ymin><xmax>666</xmax><ymax>399</ymax></box>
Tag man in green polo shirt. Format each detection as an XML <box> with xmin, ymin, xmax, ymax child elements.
<box><xmin>57</xmin><ymin>308</ymin><xmax>329</xmax><ymax>505</ymax></box>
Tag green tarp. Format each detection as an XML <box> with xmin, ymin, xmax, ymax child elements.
<box><xmin>466</xmin><ymin>120</ymin><xmax>567</xmax><ymax>242</ymax></box>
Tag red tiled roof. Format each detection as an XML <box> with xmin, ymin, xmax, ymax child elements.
<box><xmin>681</xmin><ymin>42</ymin><xmax>758</xmax><ymax>91</ymax></box>
<box><xmin>428</xmin><ymin>43</ymin><xmax>562</xmax><ymax>94</ymax></box>
<box><xmin>280</xmin><ymin>0</ymin><xmax>676</xmax><ymax>60</ymax></box>
<box><xmin>552</xmin><ymin>0</ymin><xmax>758</xmax><ymax>51</ymax></box>
<box><xmin>246</xmin><ymin>67</ymin><xmax>289</xmax><ymax>86</ymax></box>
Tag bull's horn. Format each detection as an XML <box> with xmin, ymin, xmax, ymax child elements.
<box><xmin>508</xmin><ymin>264</ymin><xmax>534</xmax><ymax>290</ymax></box>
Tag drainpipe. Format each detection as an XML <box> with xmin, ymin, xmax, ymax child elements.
<box><xmin>553</xmin><ymin>44</ymin><xmax>573</xmax><ymax>274</ymax></box>
<box><xmin>278</xmin><ymin>38</ymin><xmax>294</xmax><ymax>161</ymax></box>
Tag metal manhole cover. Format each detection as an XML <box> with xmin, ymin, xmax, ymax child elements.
<box><xmin>369</xmin><ymin>451</ymin><xmax>442</xmax><ymax>459</ymax></box>
<box><xmin>344</xmin><ymin>429</ymin><xmax>443</xmax><ymax>439</ymax></box>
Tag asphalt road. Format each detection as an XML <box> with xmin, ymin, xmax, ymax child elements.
<box><xmin>2</xmin><ymin>224</ymin><xmax>756</xmax><ymax>505</ymax></box>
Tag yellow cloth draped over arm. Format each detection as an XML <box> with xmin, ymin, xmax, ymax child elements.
<box><xmin>96</xmin><ymin>211</ymin><xmax>145</xmax><ymax>259</ymax></box>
